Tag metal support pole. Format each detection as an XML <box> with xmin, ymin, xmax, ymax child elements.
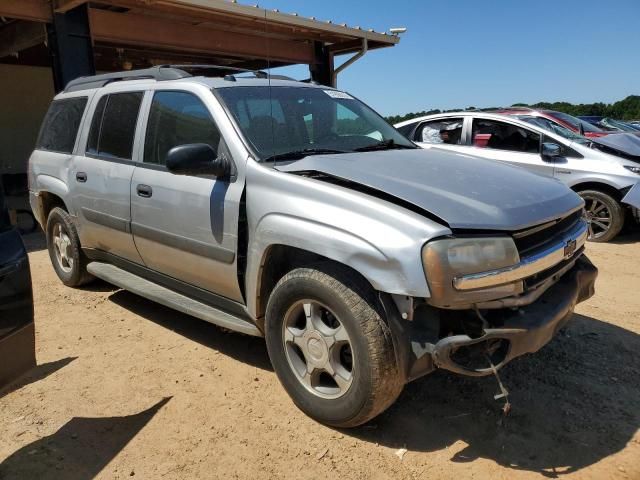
<box><xmin>47</xmin><ymin>3</ymin><xmax>95</xmax><ymax>92</ymax></box>
<box><xmin>309</xmin><ymin>41</ymin><xmax>333</xmax><ymax>87</ymax></box>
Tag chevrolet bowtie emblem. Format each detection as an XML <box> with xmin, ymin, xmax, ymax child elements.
<box><xmin>563</xmin><ymin>239</ymin><xmax>577</xmax><ymax>259</ymax></box>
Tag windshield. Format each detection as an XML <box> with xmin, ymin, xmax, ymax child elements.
<box><xmin>217</xmin><ymin>86</ymin><xmax>416</xmax><ymax>161</ymax></box>
<box><xmin>516</xmin><ymin>115</ymin><xmax>591</xmax><ymax>145</ymax></box>
<box><xmin>601</xmin><ymin>118</ymin><xmax>640</xmax><ymax>132</ymax></box>
<box><xmin>547</xmin><ymin>111</ymin><xmax>603</xmax><ymax>133</ymax></box>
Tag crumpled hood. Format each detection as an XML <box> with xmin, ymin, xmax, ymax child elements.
<box><xmin>277</xmin><ymin>148</ymin><xmax>583</xmax><ymax>231</ymax></box>
<box><xmin>590</xmin><ymin>133</ymin><xmax>640</xmax><ymax>160</ymax></box>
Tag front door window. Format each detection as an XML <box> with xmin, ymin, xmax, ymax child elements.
<box><xmin>416</xmin><ymin>118</ymin><xmax>464</xmax><ymax>145</ymax></box>
<box><xmin>471</xmin><ymin>119</ymin><xmax>540</xmax><ymax>153</ymax></box>
<box><xmin>144</xmin><ymin>91</ymin><xmax>223</xmax><ymax>165</ymax></box>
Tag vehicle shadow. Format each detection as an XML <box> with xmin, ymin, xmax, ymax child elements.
<box><xmin>347</xmin><ymin>314</ymin><xmax>639</xmax><ymax>477</ymax></box>
<box><xmin>98</xmin><ymin>289</ymin><xmax>640</xmax><ymax>476</ymax></box>
<box><xmin>107</xmin><ymin>290</ymin><xmax>272</xmax><ymax>371</ymax></box>
<box><xmin>0</xmin><ymin>357</ymin><xmax>77</xmax><ymax>399</ymax></box>
<box><xmin>611</xmin><ymin>228</ymin><xmax>640</xmax><ymax>245</ymax></box>
<box><xmin>21</xmin><ymin>231</ymin><xmax>46</xmax><ymax>253</ymax></box>
<box><xmin>77</xmin><ymin>278</ymin><xmax>119</xmax><ymax>293</ymax></box>
<box><xmin>0</xmin><ymin>397</ymin><xmax>171</xmax><ymax>480</ymax></box>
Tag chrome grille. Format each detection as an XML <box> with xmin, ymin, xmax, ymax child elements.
<box><xmin>513</xmin><ymin>209</ymin><xmax>583</xmax><ymax>257</ymax></box>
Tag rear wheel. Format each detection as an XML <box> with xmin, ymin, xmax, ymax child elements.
<box><xmin>578</xmin><ymin>190</ymin><xmax>624</xmax><ymax>243</ymax></box>
<box><xmin>46</xmin><ymin>207</ymin><xmax>93</xmax><ymax>287</ymax></box>
<box><xmin>265</xmin><ymin>266</ymin><xmax>403</xmax><ymax>428</ymax></box>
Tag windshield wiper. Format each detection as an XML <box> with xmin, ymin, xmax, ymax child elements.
<box><xmin>353</xmin><ymin>139</ymin><xmax>417</xmax><ymax>152</ymax></box>
<box><xmin>263</xmin><ymin>148</ymin><xmax>349</xmax><ymax>162</ymax></box>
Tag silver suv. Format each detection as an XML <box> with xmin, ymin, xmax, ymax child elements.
<box><xmin>29</xmin><ymin>66</ymin><xmax>597</xmax><ymax>427</ymax></box>
<box><xmin>396</xmin><ymin>112</ymin><xmax>640</xmax><ymax>242</ymax></box>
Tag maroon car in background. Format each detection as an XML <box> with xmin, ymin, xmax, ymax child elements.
<box><xmin>495</xmin><ymin>108</ymin><xmax>610</xmax><ymax>138</ymax></box>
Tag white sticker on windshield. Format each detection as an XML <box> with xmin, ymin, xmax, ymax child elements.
<box><xmin>323</xmin><ymin>89</ymin><xmax>354</xmax><ymax>100</ymax></box>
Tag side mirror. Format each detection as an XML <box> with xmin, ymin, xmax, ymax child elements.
<box><xmin>166</xmin><ymin>143</ymin><xmax>231</xmax><ymax>177</ymax></box>
<box><xmin>541</xmin><ymin>142</ymin><xmax>562</xmax><ymax>161</ymax></box>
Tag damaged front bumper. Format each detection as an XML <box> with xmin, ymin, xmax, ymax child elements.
<box><xmin>399</xmin><ymin>255</ymin><xmax>597</xmax><ymax>381</ymax></box>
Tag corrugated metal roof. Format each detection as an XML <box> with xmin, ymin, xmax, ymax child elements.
<box><xmin>175</xmin><ymin>0</ymin><xmax>400</xmax><ymax>45</ymax></box>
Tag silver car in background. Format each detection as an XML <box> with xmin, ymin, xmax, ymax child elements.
<box><xmin>396</xmin><ymin>112</ymin><xmax>640</xmax><ymax>242</ymax></box>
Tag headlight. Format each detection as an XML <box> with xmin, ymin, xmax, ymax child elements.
<box><xmin>424</xmin><ymin>237</ymin><xmax>519</xmax><ymax>275</ymax></box>
<box><xmin>624</xmin><ymin>165</ymin><xmax>640</xmax><ymax>175</ymax></box>
<box><xmin>443</xmin><ymin>238</ymin><xmax>519</xmax><ymax>273</ymax></box>
<box><xmin>422</xmin><ymin>237</ymin><xmax>522</xmax><ymax>308</ymax></box>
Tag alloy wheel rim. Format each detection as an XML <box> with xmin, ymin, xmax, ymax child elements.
<box><xmin>282</xmin><ymin>300</ymin><xmax>354</xmax><ymax>399</ymax></box>
<box><xmin>52</xmin><ymin>223</ymin><xmax>74</xmax><ymax>273</ymax></box>
<box><xmin>582</xmin><ymin>196</ymin><xmax>612</xmax><ymax>240</ymax></box>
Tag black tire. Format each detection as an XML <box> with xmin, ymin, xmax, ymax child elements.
<box><xmin>578</xmin><ymin>190</ymin><xmax>624</xmax><ymax>243</ymax></box>
<box><xmin>265</xmin><ymin>265</ymin><xmax>403</xmax><ymax>428</ymax></box>
<box><xmin>46</xmin><ymin>207</ymin><xmax>93</xmax><ymax>287</ymax></box>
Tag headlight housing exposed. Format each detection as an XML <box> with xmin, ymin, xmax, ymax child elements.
<box><xmin>422</xmin><ymin>236</ymin><xmax>522</xmax><ymax>308</ymax></box>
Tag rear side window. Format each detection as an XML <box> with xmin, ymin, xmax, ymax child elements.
<box><xmin>144</xmin><ymin>91</ymin><xmax>221</xmax><ymax>165</ymax></box>
<box><xmin>37</xmin><ymin>97</ymin><xmax>88</xmax><ymax>154</ymax></box>
<box><xmin>86</xmin><ymin>92</ymin><xmax>143</xmax><ymax>160</ymax></box>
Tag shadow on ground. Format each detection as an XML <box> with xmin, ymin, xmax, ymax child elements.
<box><xmin>0</xmin><ymin>357</ymin><xmax>77</xmax><ymax>399</ymax></box>
<box><xmin>0</xmin><ymin>398</ymin><xmax>171</xmax><ymax>480</ymax></box>
<box><xmin>611</xmin><ymin>228</ymin><xmax>640</xmax><ymax>245</ymax></box>
<box><xmin>86</xmin><ymin>286</ymin><xmax>639</xmax><ymax>477</ymax></box>
<box><xmin>349</xmin><ymin>314</ymin><xmax>640</xmax><ymax>477</ymax></box>
<box><xmin>108</xmin><ymin>290</ymin><xmax>271</xmax><ymax>371</ymax></box>
<box><xmin>21</xmin><ymin>231</ymin><xmax>46</xmax><ymax>253</ymax></box>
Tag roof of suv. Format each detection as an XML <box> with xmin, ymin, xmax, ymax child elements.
<box><xmin>63</xmin><ymin>65</ymin><xmax>328</xmax><ymax>94</ymax></box>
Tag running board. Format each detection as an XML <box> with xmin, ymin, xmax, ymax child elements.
<box><xmin>86</xmin><ymin>262</ymin><xmax>262</xmax><ymax>337</ymax></box>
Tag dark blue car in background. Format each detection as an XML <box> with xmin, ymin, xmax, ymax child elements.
<box><xmin>0</xmin><ymin>184</ymin><xmax>35</xmax><ymax>389</ymax></box>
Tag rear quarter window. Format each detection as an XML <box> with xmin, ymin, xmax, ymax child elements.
<box><xmin>37</xmin><ymin>97</ymin><xmax>88</xmax><ymax>154</ymax></box>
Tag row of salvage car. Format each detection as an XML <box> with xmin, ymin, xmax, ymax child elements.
<box><xmin>396</xmin><ymin>108</ymin><xmax>640</xmax><ymax>242</ymax></box>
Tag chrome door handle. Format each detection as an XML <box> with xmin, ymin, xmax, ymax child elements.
<box><xmin>136</xmin><ymin>184</ymin><xmax>153</xmax><ymax>198</ymax></box>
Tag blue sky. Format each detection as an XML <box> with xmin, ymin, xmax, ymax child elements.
<box><xmin>261</xmin><ymin>0</ymin><xmax>640</xmax><ymax>116</ymax></box>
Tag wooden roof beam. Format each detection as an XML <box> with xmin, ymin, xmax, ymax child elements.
<box><xmin>89</xmin><ymin>9</ymin><xmax>315</xmax><ymax>64</ymax></box>
<box><xmin>54</xmin><ymin>0</ymin><xmax>89</xmax><ymax>14</ymax></box>
<box><xmin>0</xmin><ymin>0</ymin><xmax>51</xmax><ymax>23</ymax></box>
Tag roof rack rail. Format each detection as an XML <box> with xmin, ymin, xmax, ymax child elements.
<box><xmin>221</xmin><ymin>71</ymin><xmax>296</xmax><ymax>82</ymax></box>
<box><xmin>64</xmin><ymin>66</ymin><xmax>188</xmax><ymax>92</ymax></box>
<box><xmin>165</xmin><ymin>64</ymin><xmax>254</xmax><ymax>74</ymax></box>
<box><xmin>64</xmin><ymin>64</ymin><xmax>299</xmax><ymax>92</ymax></box>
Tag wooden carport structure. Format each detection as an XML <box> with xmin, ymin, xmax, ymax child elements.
<box><xmin>0</xmin><ymin>0</ymin><xmax>399</xmax><ymax>90</ymax></box>
<box><xmin>0</xmin><ymin>0</ymin><xmax>400</xmax><ymax>189</ymax></box>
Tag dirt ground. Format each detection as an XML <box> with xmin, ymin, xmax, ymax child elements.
<box><xmin>1</xmin><ymin>231</ymin><xmax>639</xmax><ymax>480</ymax></box>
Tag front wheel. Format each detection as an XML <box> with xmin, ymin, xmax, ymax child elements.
<box><xmin>265</xmin><ymin>266</ymin><xmax>403</xmax><ymax>428</ymax></box>
<box><xmin>578</xmin><ymin>190</ymin><xmax>624</xmax><ymax>243</ymax></box>
<box><xmin>46</xmin><ymin>207</ymin><xmax>93</xmax><ymax>287</ymax></box>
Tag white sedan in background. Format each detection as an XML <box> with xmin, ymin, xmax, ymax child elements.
<box><xmin>396</xmin><ymin>112</ymin><xmax>640</xmax><ymax>242</ymax></box>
